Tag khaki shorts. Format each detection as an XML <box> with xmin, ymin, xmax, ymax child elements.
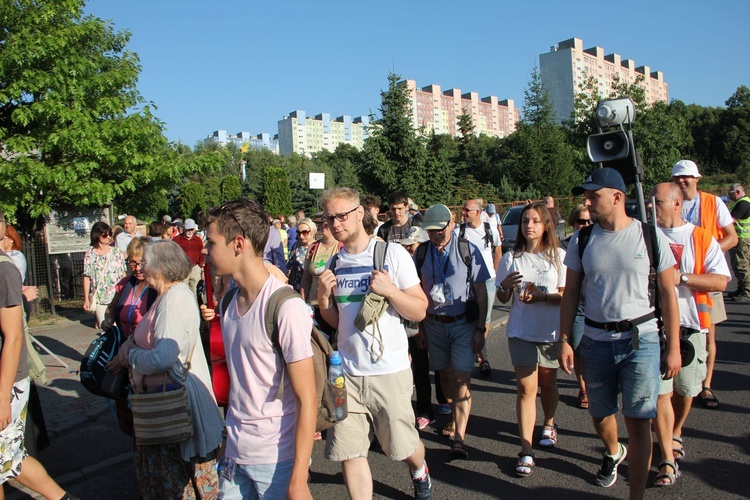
<box><xmin>659</xmin><ymin>331</ymin><xmax>707</xmax><ymax>397</ymax></box>
<box><xmin>508</xmin><ymin>337</ymin><xmax>560</xmax><ymax>369</ymax></box>
<box><xmin>709</xmin><ymin>291</ymin><xmax>727</xmax><ymax>324</ymax></box>
<box><xmin>325</xmin><ymin>369</ymin><xmax>420</xmax><ymax>462</ymax></box>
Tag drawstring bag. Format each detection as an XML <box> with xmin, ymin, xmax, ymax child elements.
<box><xmin>354</xmin><ymin>292</ymin><xmax>389</xmax><ymax>363</ymax></box>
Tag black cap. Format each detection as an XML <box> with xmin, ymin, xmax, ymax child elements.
<box><xmin>572</xmin><ymin>167</ymin><xmax>627</xmax><ymax>195</ymax></box>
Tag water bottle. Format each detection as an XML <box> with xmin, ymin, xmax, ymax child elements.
<box><xmin>328</xmin><ymin>351</ymin><xmax>346</xmax><ymax>420</ymax></box>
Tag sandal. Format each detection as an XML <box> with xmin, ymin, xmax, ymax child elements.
<box><xmin>672</xmin><ymin>436</ymin><xmax>685</xmax><ymax>462</ymax></box>
<box><xmin>539</xmin><ymin>423</ymin><xmax>558</xmax><ymax>448</ymax></box>
<box><xmin>449</xmin><ymin>440</ymin><xmax>469</xmax><ymax>460</ymax></box>
<box><xmin>479</xmin><ymin>360</ymin><xmax>492</xmax><ymax>377</ymax></box>
<box><xmin>442</xmin><ymin>421</ymin><xmax>455</xmax><ymax>439</ymax></box>
<box><xmin>578</xmin><ymin>391</ymin><xmax>589</xmax><ymax>410</ymax></box>
<box><xmin>654</xmin><ymin>460</ymin><xmax>680</xmax><ymax>487</ymax></box>
<box><xmin>515</xmin><ymin>452</ymin><xmax>535</xmax><ymax>477</ymax></box>
<box><xmin>698</xmin><ymin>387</ymin><xmax>720</xmax><ymax>409</ymax></box>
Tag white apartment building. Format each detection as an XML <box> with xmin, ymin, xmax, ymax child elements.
<box><xmin>205</xmin><ymin>130</ymin><xmax>279</xmax><ymax>154</ymax></box>
<box><xmin>277</xmin><ymin>111</ymin><xmax>370</xmax><ymax>156</ymax></box>
<box><xmin>540</xmin><ymin>37</ymin><xmax>669</xmax><ymax>123</ymax></box>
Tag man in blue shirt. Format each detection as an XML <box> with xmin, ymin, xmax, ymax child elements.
<box><xmin>418</xmin><ymin>204</ymin><xmax>490</xmax><ymax>460</ymax></box>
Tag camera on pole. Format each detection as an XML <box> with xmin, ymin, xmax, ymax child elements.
<box><xmin>586</xmin><ymin>97</ymin><xmax>647</xmax><ymax>221</ymax></box>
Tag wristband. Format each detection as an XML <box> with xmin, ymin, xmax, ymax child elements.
<box><xmin>498</xmin><ymin>283</ymin><xmax>506</xmax><ymax>293</ymax></box>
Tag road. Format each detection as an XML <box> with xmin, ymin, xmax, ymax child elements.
<box><xmin>6</xmin><ymin>299</ymin><xmax>750</xmax><ymax>499</ymax></box>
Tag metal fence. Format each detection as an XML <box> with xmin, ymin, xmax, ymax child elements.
<box><xmin>22</xmin><ymin>233</ymin><xmax>85</xmax><ymax>318</ymax></box>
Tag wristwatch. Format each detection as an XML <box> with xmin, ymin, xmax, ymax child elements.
<box><xmin>679</xmin><ymin>274</ymin><xmax>689</xmax><ymax>286</ymax></box>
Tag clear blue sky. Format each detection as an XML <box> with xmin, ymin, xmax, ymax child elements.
<box><xmin>84</xmin><ymin>0</ymin><xmax>749</xmax><ymax>147</ymax></box>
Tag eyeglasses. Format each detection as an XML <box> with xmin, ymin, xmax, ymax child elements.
<box><xmin>220</xmin><ymin>203</ymin><xmax>247</xmax><ymax>238</ymax></box>
<box><xmin>128</xmin><ymin>260</ymin><xmax>143</xmax><ymax>269</ymax></box>
<box><xmin>461</xmin><ymin>207</ymin><xmax>478</xmax><ymax>213</ymax></box>
<box><xmin>299</xmin><ymin>230</ymin><xmax>311</xmax><ymax>236</ymax></box>
<box><xmin>321</xmin><ymin>206</ymin><xmax>359</xmax><ymax>226</ymax></box>
<box><xmin>576</xmin><ymin>219</ymin><xmax>593</xmax><ymax>226</ymax></box>
<box><xmin>100</xmin><ymin>232</ymin><xmax>111</xmax><ymax>238</ymax></box>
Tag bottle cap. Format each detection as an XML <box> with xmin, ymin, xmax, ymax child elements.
<box><xmin>330</xmin><ymin>350</ymin><xmax>342</xmax><ymax>364</ymax></box>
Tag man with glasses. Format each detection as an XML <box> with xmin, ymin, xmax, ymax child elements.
<box><xmin>316</xmin><ymin>188</ymin><xmax>433</xmax><ymax>499</ymax></box>
<box><xmin>418</xmin><ymin>204</ymin><xmax>490</xmax><ymax>460</ymax></box>
<box><xmin>671</xmin><ymin>159</ymin><xmax>737</xmax><ymax>409</ymax></box>
<box><xmin>458</xmin><ymin>199</ymin><xmax>500</xmax><ymax>377</ymax></box>
<box><xmin>727</xmin><ymin>183</ymin><xmax>750</xmax><ymax>302</ymax></box>
<box><xmin>377</xmin><ymin>190</ymin><xmax>422</xmax><ymax>243</ymax></box>
<box><xmin>173</xmin><ymin>218</ymin><xmax>204</xmax><ymax>297</ymax></box>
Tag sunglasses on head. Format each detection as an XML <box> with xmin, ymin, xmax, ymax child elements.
<box><xmin>576</xmin><ymin>219</ymin><xmax>592</xmax><ymax>226</ymax></box>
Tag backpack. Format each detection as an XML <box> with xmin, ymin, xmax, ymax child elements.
<box><xmin>577</xmin><ymin>220</ymin><xmax>662</xmax><ymax>329</ymax></box>
<box><xmin>80</xmin><ymin>325</ymin><xmax>127</xmax><ymax>399</ymax></box>
<box><xmin>459</xmin><ymin>221</ymin><xmax>495</xmax><ymax>249</ymax></box>
<box><xmin>221</xmin><ymin>285</ymin><xmax>343</xmax><ymax>432</ymax></box>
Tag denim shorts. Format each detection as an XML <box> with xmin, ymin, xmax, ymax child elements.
<box><xmin>579</xmin><ymin>330</ymin><xmax>661</xmax><ymax>419</ymax></box>
<box><xmin>423</xmin><ymin>317</ymin><xmax>476</xmax><ymax>373</ymax></box>
<box><xmin>218</xmin><ymin>458</ymin><xmax>294</xmax><ymax>500</ymax></box>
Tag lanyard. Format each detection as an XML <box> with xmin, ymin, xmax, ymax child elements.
<box><xmin>127</xmin><ymin>283</ymin><xmax>149</xmax><ymax>325</ymax></box>
<box><xmin>430</xmin><ymin>238</ymin><xmax>453</xmax><ymax>284</ymax></box>
<box><xmin>685</xmin><ymin>198</ymin><xmax>699</xmax><ymax>225</ymax></box>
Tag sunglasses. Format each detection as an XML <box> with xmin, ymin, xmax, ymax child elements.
<box><xmin>321</xmin><ymin>206</ymin><xmax>358</xmax><ymax>225</ymax></box>
<box><xmin>576</xmin><ymin>219</ymin><xmax>593</xmax><ymax>226</ymax></box>
<box><xmin>100</xmin><ymin>232</ymin><xmax>111</xmax><ymax>238</ymax></box>
<box><xmin>299</xmin><ymin>230</ymin><xmax>311</xmax><ymax>236</ymax></box>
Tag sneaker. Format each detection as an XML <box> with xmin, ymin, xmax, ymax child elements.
<box><xmin>415</xmin><ymin>416</ymin><xmax>431</xmax><ymax>430</ymax></box>
<box><xmin>411</xmin><ymin>465</ymin><xmax>433</xmax><ymax>499</ymax></box>
<box><xmin>438</xmin><ymin>404</ymin><xmax>452</xmax><ymax>415</ymax></box>
<box><xmin>596</xmin><ymin>443</ymin><xmax>627</xmax><ymax>488</ymax></box>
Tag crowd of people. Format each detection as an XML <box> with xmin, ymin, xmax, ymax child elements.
<box><xmin>1</xmin><ymin>157</ymin><xmax>746</xmax><ymax>499</ymax></box>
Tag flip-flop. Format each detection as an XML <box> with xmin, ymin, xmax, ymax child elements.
<box><xmin>578</xmin><ymin>391</ymin><xmax>589</xmax><ymax>409</ymax></box>
<box><xmin>449</xmin><ymin>441</ymin><xmax>469</xmax><ymax>460</ymax></box>
<box><xmin>442</xmin><ymin>421</ymin><xmax>455</xmax><ymax>439</ymax></box>
<box><xmin>479</xmin><ymin>360</ymin><xmax>492</xmax><ymax>377</ymax></box>
<box><xmin>698</xmin><ymin>387</ymin><xmax>720</xmax><ymax>409</ymax></box>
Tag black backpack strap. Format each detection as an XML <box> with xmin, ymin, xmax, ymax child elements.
<box><xmin>414</xmin><ymin>241</ymin><xmax>429</xmax><ymax>280</ymax></box>
<box><xmin>457</xmin><ymin>237</ymin><xmax>472</xmax><ymax>270</ymax></box>
<box><xmin>220</xmin><ymin>286</ymin><xmax>240</xmax><ymax>317</ymax></box>
<box><xmin>640</xmin><ymin>220</ymin><xmax>661</xmax><ymax>318</ymax></box>
<box><xmin>577</xmin><ymin>224</ymin><xmax>594</xmax><ymax>275</ymax></box>
<box><xmin>459</xmin><ymin>222</ymin><xmax>466</xmax><ymax>240</ymax></box>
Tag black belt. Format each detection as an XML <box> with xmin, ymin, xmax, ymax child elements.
<box><xmin>680</xmin><ymin>327</ymin><xmax>700</xmax><ymax>336</ymax></box>
<box><xmin>427</xmin><ymin>313</ymin><xmax>466</xmax><ymax>324</ymax></box>
<box><xmin>584</xmin><ymin>312</ymin><xmax>656</xmax><ymax>333</ymax></box>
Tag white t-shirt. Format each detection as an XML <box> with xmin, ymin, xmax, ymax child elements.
<box><xmin>660</xmin><ymin>223</ymin><xmax>731</xmax><ymax>331</ymax></box>
<box><xmin>329</xmin><ymin>239</ymin><xmax>420</xmax><ymax>376</ymax></box>
<box><xmin>496</xmin><ymin>248</ymin><xmax>567</xmax><ymax>342</ymax></box>
<box><xmin>681</xmin><ymin>194</ymin><xmax>733</xmax><ymax>229</ymax></box>
<box><xmin>221</xmin><ymin>277</ymin><xmax>314</xmax><ymax>465</ymax></box>
<box><xmin>456</xmin><ymin>223</ymin><xmax>500</xmax><ymax>279</ymax></box>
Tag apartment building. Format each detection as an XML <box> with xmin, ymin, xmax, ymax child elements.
<box><xmin>206</xmin><ymin>130</ymin><xmax>279</xmax><ymax>154</ymax></box>
<box><xmin>540</xmin><ymin>37</ymin><xmax>669</xmax><ymax>123</ymax></box>
<box><xmin>277</xmin><ymin>111</ymin><xmax>371</xmax><ymax>156</ymax></box>
<box><xmin>401</xmin><ymin>79</ymin><xmax>519</xmax><ymax>138</ymax></box>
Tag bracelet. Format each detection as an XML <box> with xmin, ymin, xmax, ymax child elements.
<box><xmin>498</xmin><ymin>283</ymin><xmax>506</xmax><ymax>293</ymax></box>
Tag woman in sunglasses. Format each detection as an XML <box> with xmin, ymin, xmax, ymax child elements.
<box><xmin>286</xmin><ymin>218</ymin><xmax>317</xmax><ymax>293</ymax></box>
<box><xmin>562</xmin><ymin>204</ymin><xmax>593</xmax><ymax>410</ymax></box>
<box><xmin>83</xmin><ymin>221</ymin><xmax>126</xmax><ymax>328</ymax></box>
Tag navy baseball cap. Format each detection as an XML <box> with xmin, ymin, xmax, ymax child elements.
<box><xmin>572</xmin><ymin>167</ymin><xmax>627</xmax><ymax>195</ymax></box>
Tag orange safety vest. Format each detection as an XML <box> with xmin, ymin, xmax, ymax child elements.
<box><xmin>698</xmin><ymin>191</ymin><xmax>725</xmax><ymax>241</ymax></box>
<box><xmin>691</xmin><ymin>225</ymin><xmax>713</xmax><ymax>329</ymax></box>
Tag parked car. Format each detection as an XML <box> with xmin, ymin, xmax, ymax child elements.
<box><xmin>500</xmin><ymin>205</ymin><xmax>525</xmax><ymax>253</ymax></box>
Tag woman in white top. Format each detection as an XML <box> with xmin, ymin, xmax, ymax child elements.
<box><xmin>495</xmin><ymin>202</ymin><xmax>566</xmax><ymax>477</ymax></box>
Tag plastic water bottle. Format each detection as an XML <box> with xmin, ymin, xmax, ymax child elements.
<box><xmin>328</xmin><ymin>351</ymin><xmax>346</xmax><ymax>420</ymax></box>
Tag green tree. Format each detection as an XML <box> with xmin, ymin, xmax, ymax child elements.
<box><xmin>179</xmin><ymin>182</ymin><xmax>206</xmax><ymax>220</ymax></box>
<box><xmin>361</xmin><ymin>72</ymin><xmax>428</xmax><ymax>200</ymax></box>
<box><xmin>719</xmin><ymin>85</ymin><xmax>750</xmax><ymax>177</ymax></box>
<box><xmin>423</xmin><ymin>133</ymin><xmax>458</xmax><ymax>205</ymax></box>
<box><xmin>0</xmin><ymin>0</ymin><xmax>172</xmax><ymax>228</ymax></box>
<box><xmin>220</xmin><ymin>175</ymin><xmax>242</xmax><ymax>202</ymax></box>
<box><xmin>263</xmin><ymin>166</ymin><xmax>292</xmax><ymax>217</ymax></box>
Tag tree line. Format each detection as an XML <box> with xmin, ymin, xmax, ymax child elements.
<box><xmin>1</xmin><ymin>1</ymin><xmax>748</xmax><ymax>230</ymax></box>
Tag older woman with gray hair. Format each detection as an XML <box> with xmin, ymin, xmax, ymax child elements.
<box><xmin>116</xmin><ymin>240</ymin><xmax>223</xmax><ymax>498</ymax></box>
<box><xmin>286</xmin><ymin>217</ymin><xmax>317</xmax><ymax>293</ymax></box>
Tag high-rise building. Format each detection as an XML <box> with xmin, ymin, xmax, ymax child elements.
<box><xmin>277</xmin><ymin>111</ymin><xmax>370</xmax><ymax>156</ymax></box>
<box><xmin>540</xmin><ymin>37</ymin><xmax>669</xmax><ymax>123</ymax></box>
<box><xmin>205</xmin><ymin>130</ymin><xmax>279</xmax><ymax>154</ymax></box>
<box><xmin>402</xmin><ymin>79</ymin><xmax>519</xmax><ymax>138</ymax></box>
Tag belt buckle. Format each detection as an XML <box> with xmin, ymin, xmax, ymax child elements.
<box><xmin>614</xmin><ymin>320</ymin><xmax>631</xmax><ymax>333</ymax></box>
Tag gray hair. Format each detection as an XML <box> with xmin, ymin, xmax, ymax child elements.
<box><xmin>142</xmin><ymin>240</ymin><xmax>192</xmax><ymax>282</ymax></box>
<box><xmin>287</xmin><ymin>215</ymin><xmax>297</xmax><ymax>226</ymax></box>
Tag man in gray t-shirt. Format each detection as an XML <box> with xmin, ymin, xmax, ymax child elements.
<box><xmin>558</xmin><ymin>168</ymin><xmax>681</xmax><ymax>499</ymax></box>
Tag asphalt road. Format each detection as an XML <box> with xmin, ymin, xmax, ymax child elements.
<box><xmin>7</xmin><ymin>301</ymin><xmax>750</xmax><ymax>499</ymax></box>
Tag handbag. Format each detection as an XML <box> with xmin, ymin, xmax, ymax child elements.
<box><xmin>129</xmin><ymin>343</ymin><xmax>196</xmax><ymax>446</ymax></box>
<box><xmin>80</xmin><ymin>325</ymin><xmax>126</xmax><ymax>399</ymax></box>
